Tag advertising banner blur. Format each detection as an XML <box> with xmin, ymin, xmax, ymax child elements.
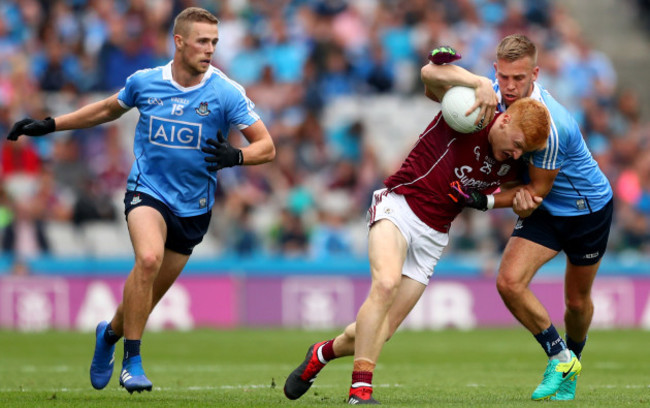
<box><xmin>0</xmin><ymin>276</ymin><xmax>237</xmax><ymax>331</ymax></box>
<box><xmin>1</xmin><ymin>276</ymin><xmax>649</xmax><ymax>331</ymax></box>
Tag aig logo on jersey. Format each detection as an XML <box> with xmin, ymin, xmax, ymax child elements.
<box><xmin>149</xmin><ymin>116</ymin><xmax>202</xmax><ymax>149</ymax></box>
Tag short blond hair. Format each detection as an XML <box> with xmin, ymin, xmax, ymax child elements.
<box><xmin>497</xmin><ymin>34</ymin><xmax>537</xmax><ymax>64</ymax></box>
<box><xmin>505</xmin><ymin>98</ymin><xmax>550</xmax><ymax>151</ymax></box>
<box><xmin>173</xmin><ymin>7</ymin><xmax>219</xmax><ymax>37</ymax></box>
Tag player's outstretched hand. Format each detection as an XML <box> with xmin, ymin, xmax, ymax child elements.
<box><xmin>428</xmin><ymin>46</ymin><xmax>462</xmax><ymax>65</ymax></box>
<box><xmin>201</xmin><ymin>130</ymin><xmax>243</xmax><ymax>171</ymax></box>
<box><xmin>7</xmin><ymin>117</ymin><xmax>55</xmax><ymax>141</ymax></box>
<box><xmin>448</xmin><ymin>181</ymin><xmax>488</xmax><ymax>211</ymax></box>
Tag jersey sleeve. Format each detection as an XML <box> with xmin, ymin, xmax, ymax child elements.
<box><xmin>117</xmin><ymin>71</ymin><xmax>140</xmax><ymax>109</ymax></box>
<box><xmin>528</xmin><ymin>111</ymin><xmax>579</xmax><ymax>171</ymax></box>
<box><xmin>223</xmin><ymin>82</ymin><xmax>260</xmax><ymax>130</ymax></box>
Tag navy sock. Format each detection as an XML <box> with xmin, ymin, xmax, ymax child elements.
<box><xmin>534</xmin><ymin>324</ymin><xmax>567</xmax><ymax>358</ymax></box>
<box><xmin>565</xmin><ymin>334</ymin><xmax>587</xmax><ymax>360</ymax></box>
<box><xmin>103</xmin><ymin>322</ymin><xmax>121</xmax><ymax>345</ymax></box>
<box><xmin>123</xmin><ymin>339</ymin><xmax>141</xmax><ymax>361</ymax></box>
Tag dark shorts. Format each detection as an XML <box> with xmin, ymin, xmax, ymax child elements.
<box><xmin>124</xmin><ymin>191</ymin><xmax>211</xmax><ymax>255</ymax></box>
<box><xmin>511</xmin><ymin>199</ymin><xmax>613</xmax><ymax>266</ymax></box>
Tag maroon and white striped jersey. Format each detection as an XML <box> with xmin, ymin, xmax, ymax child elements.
<box><xmin>384</xmin><ymin>112</ymin><xmax>524</xmax><ymax>233</ymax></box>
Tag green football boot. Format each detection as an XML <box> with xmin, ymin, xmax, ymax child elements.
<box><xmin>531</xmin><ymin>351</ymin><xmax>581</xmax><ymax>400</ymax></box>
<box><xmin>550</xmin><ymin>375</ymin><xmax>578</xmax><ymax>401</ymax></box>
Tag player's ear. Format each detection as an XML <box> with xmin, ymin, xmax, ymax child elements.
<box><xmin>173</xmin><ymin>34</ymin><xmax>184</xmax><ymax>49</ymax></box>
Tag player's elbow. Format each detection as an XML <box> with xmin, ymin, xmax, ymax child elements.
<box><xmin>420</xmin><ymin>64</ymin><xmax>435</xmax><ymax>86</ymax></box>
<box><xmin>420</xmin><ymin>63</ymin><xmax>435</xmax><ymax>78</ymax></box>
<box><xmin>421</xmin><ymin>65</ymin><xmax>444</xmax><ymax>102</ymax></box>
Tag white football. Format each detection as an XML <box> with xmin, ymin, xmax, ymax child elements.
<box><xmin>441</xmin><ymin>86</ymin><xmax>483</xmax><ymax>133</ymax></box>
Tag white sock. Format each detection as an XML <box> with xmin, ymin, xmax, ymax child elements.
<box><xmin>550</xmin><ymin>349</ymin><xmax>571</xmax><ymax>362</ymax></box>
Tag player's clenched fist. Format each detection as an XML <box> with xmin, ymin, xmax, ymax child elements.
<box><xmin>512</xmin><ymin>188</ymin><xmax>543</xmax><ymax>218</ymax></box>
<box><xmin>7</xmin><ymin>117</ymin><xmax>56</xmax><ymax>140</ymax></box>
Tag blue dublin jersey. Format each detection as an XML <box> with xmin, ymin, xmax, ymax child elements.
<box><xmin>493</xmin><ymin>82</ymin><xmax>612</xmax><ymax>216</ymax></box>
<box><xmin>117</xmin><ymin>62</ymin><xmax>259</xmax><ymax>217</ymax></box>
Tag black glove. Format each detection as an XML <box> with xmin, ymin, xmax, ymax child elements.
<box><xmin>448</xmin><ymin>181</ymin><xmax>488</xmax><ymax>211</ymax></box>
<box><xmin>7</xmin><ymin>117</ymin><xmax>56</xmax><ymax>141</ymax></box>
<box><xmin>428</xmin><ymin>46</ymin><xmax>462</xmax><ymax>65</ymax></box>
<box><xmin>201</xmin><ymin>130</ymin><xmax>243</xmax><ymax>171</ymax></box>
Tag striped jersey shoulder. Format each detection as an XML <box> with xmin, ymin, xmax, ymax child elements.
<box><xmin>207</xmin><ymin>66</ymin><xmax>249</xmax><ymax>95</ymax></box>
<box><xmin>125</xmin><ymin>65</ymin><xmax>165</xmax><ymax>83</ymax></box>
<box><xmin>205</xmin><ymin>65</ymin><xmax>258</xmax><ymax>120</ymax></box>
<box><xmin>532</xmin><ymin>84</ymin><xmax>584</xmax><ymax>170</ymax></box>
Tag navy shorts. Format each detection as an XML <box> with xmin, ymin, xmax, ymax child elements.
<box><xmin>124</xmin><ymin>191</ymin><xmax>211</xmax><ymax>255</ymax></box>
<box><xmin>511</xmin><ymin>199</ymin><xmax>613</xmax><ymax>266</ymax></box>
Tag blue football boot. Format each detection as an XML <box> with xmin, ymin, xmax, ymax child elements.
<box><xmin>90</xmin><ymin>321</ymin><xmax>115</xmax><ymax>390</ymax></box>
<box><xmin>120</xmin><ymin>355</ymin><xmax>153</xmax><ymax>394</ymax></box>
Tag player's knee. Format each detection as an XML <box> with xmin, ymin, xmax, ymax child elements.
<box><xmin>343</xmin><ymin>323</ymin><xmax>356</xmax><ymax>341</ymax></box>
<box><xmin>496</xmin><ymin>273</ymin><xmax>524</xmax><ymax>299</ymax></box>
<box><xmin>370</xmin><ymin>275</ymin><xmax>400</xmax><ymax>301</ymax></box>
<box><xmin>565</xmin><ymin>296</ymin><xmax>592</xmax><ymax>315</ymax></box>
<box><xmin>135</xmin><ymin>252</ymin><xmax>163</xmax><ymax>274</ymax></box>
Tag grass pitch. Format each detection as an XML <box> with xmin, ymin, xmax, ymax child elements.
<box><xmin>0</xmin><ymin>328</ymin><xmax>648</xmax><ymax>407</ymax></box>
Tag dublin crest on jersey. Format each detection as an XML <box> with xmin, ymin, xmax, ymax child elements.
<box><xmin>195</xmin><ymin>102</ymin><xmax>211</xmax><ymax>116</ymax></box>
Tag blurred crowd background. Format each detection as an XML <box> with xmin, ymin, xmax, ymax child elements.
<box><xmin>0</xmin><ymin>0</ymin><xmax>649</xmax><ymax>270</ymax></box>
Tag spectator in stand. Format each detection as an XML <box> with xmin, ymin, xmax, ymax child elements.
<box><xmin>95</xmin><ymin>16</ymin><xmax>154</xmax><ymax>91</ymax></box>
<box><xmin>615</xmin><ymin>149</ymin><xmax>650</xmax><ymax>253</ymax></box>
<box><xmin>0</xmin><ymin>0</ymin><xmax>644</xmax><ymax>262</ymax></box>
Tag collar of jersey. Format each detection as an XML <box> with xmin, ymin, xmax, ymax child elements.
<box><xmin>162</xmin><ymin>61</ymin><xmax>213</xmax><ymax>92</ymax></box>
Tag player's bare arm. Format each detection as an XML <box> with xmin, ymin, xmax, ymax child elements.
<box><xmin>492</xmin><ymin>164</ymin><xmax>559</xmax><ymax>216</ymax></box>
<box><xmin>238</xmin><ymin>120</ymin><xmax>276</xmax><ymax>165</ymax></box>
<box><xmin>423</xmin><ymin>84</ymin><xmax>438</xmax><ymax>102</ymax></box>
<box><xmin>420</xmin><ymin>63</ymin><xmax>496</xmax><ymax>124</ymax></box>
<box><xmin>6</xmin><ymin>92</ymin><xmax>127</xmax><ymax>141</ymax></box>
<box><xmin>55</xmin><ymin>93</ymin><xmax>128</xmax><ymax>131</ymax></box>
<box><xmin>513</xmin><ymin>165</ymin><xmax>559</xmax><ymax>217</ymax></box>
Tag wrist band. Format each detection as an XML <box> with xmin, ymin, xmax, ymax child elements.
<box><xmin>486</xmin><ymin>194</ymin><xmax>495</xmax><ymax>210</ymax></box>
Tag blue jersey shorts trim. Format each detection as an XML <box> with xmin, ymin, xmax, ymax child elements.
<box><xmin>511</xmin><ymin>199</ymin><xmax>613</xmax><ymax>266</ymax></box>
<box><xmin>123</xmin><ymin>191</ymin><xmax>211</xmax><ymax>255</ymax></box>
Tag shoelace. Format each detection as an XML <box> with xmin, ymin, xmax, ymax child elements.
<box><xmin>541</xmin><ymin>361</ymin><xmax>556</xmax><ymax>384</ymax></box>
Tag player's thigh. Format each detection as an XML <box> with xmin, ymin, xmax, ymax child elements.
<box><xmin>126</xmin><ymin>205</ymin><xmax>167</xmax><ymax>258</ymax></box>
<box><xmin>564</xmin><ymin>259</ymin><xmax>601</xmax><ymax>302</ymax></box>
<box><xmin>387</xmin><ymin>276</ymin><xmax>426</xmax><ymax>336</ymax></box>
<box><xmin>499</xmin><ymin>236</ymin><xmax>558</xmax><ymax>286</ymax></box>
<box><xmin>151</xmin><ymin>248</ymin><xmax>191</xmax><ymax>306</ymax></box>
<box><xmin>368</xmin><ymin>219</ymin><xmax>408</xmax><ymax>284</ymax></box>
<box><xmin>562</xmin><ymin>201</ymin><xmax>612</xmax><ymax>301</ymax></box>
